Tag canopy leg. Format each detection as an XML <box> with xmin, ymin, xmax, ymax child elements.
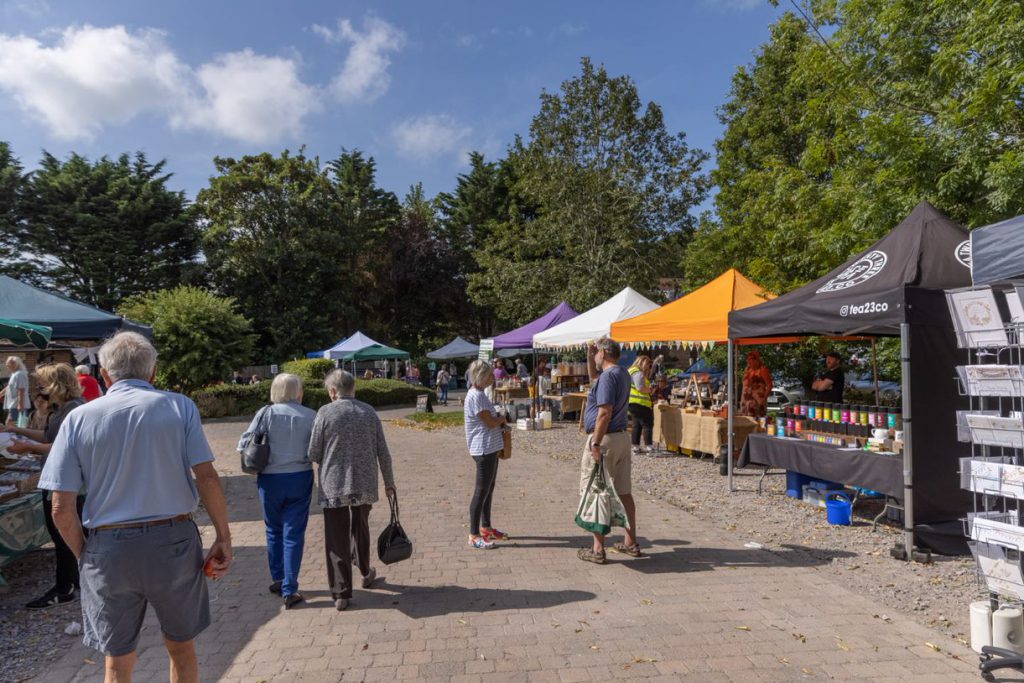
<box><xmin>727</xmin><ymin>339</ymin><xmax>735</xmax><ymax>492</ymax></box>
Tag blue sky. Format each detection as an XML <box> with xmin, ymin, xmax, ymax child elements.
<box><xmin>0</xmin><ymin>0</ymin><xmax>785</xmax><ymax>206</ymax></box>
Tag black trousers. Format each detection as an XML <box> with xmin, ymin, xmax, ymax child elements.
<box><xmin>629</xmin><ymin>403</ymin><xmax>654</xmax><ymax>447</ymax></box>
<box><xmin>324</xmin><ymin>505</ymin><xmax>371</xmax><ymax>600</ymax></box>
<box><xmin>470</xmin><ymin>452</ymin><xmax>500</xmax><ymax>535</ymax></box>
<box><xmin>43</xmin><ymin>493</ymin><xmax>85</xmax><ymax>592</ymax></box>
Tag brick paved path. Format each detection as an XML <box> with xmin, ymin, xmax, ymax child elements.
<box><xmin>40</xmin><ymin>415</ymin><xmax>979</xmax><ymax>682</ymax></box>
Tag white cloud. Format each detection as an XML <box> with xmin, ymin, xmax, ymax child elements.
<box><xmin>553</xmin><ymin>23</ymin><xmax>585</xmax><ymax>38</ymax></box>
<box><xmin>0</xmin><ymin>24</ymin><xmax>321</xmax><ymax>144</ymax></box>
<box><xmin>392</xmin><ymin>114</ymin><xmax>472</xmax><ymax>162</ymax></box>
<box><xmin>175</xmin><ymin>50</ymin><xmax>320</xmax><ymax>144</ymax></box>
<box><xmin>319</xmin><ymin>17</ymin><xmax>405</xmax><ymax>103</ymax></box>
<box><xmin>707</xmin><ymin>0</ymin><xmax>764</xmax><ymax>10</ymax></box>
<box><xmin>0</xmin><ymin>25</ymin><xmax>188</xmax><ymax>139</ymax></box>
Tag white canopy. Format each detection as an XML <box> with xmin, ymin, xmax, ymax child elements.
<box><xmin>322</xmin><ymin>331</ymin><xmax>382</xmax><ymax>359</ymax></box>
<box><xmin>532</xmin><ymin>287</ymin><xmax>660</xmax><ymax>349</ymax></box>
<box><xmin>426</xmin><ymin>336</ymin><xmax>479</xmax><ymax>360</ymax></box>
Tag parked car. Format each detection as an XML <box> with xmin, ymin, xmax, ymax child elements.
<box><xmin>846</xmin><ymin>372</ymin><xmax>901</xmax><ymax>401</ymax></box>
<box><xmin>767</xmin><ymin>385</ymin><xmax>803</xmax><ymax>408</ymax></box>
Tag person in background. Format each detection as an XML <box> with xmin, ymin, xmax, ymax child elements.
<box><xmin>1</xmin><ymin>356</ymin><xmax>29</xmax><ymax>425</ymax></box>
<box><xmin>627</xmin><ymin>355</ymin><xmax>656</xmax><ymax>455</ymax></box>
<box><xmin>435</xmin><ymin>364</ymin><xmax>451</xmax><ymax>405</ymax></box>
<box><xmin>308</xmin><ymin>370</ymin><xmax>396</xmax><ymax>611</ymax></box>
<box><xmin>741</xmin><ymin>351</ymin><xmax>773</xmax><ymax>418</ymax></box>
<box><xmin>812</xmin><ymin>351</ymin><xmax>846</xmax><ymax>402</ymax></box>
<box><xmin>463</xmin><ymin>360</ymin><xmax>508</xmax><ymax>549</ymax></box>
<box><xmin>39</xmin><ymin>332</ymin><xmax>232</xmax><ymax>681</ymax></box>
<box><xmin>237</xmin><ymin>373</ymin><xmax>316</xmax><ymax>609</ymax></box>
<box><xmin>515</xmin><ymin>358</ymin><xmax>530</xmax><ymax>383</ymax></box>
<box><xmin>578</xmin><ymin>337</ymin><xmax>638</xmax><ymax>564</ymax></box>
<box><xmin>250</xmin><ymin>374</ymin><xmax>261</xmax><ymax>385</ymax></box>
<box><xmin>363</xmin><ymin>369</ymin><xmax>375</xmax><ymax>380</ymax></box>
<box><xmin>530</xmin><ymin>357</ymin><xmax>549</xmax><ymax>415</ymax></box>
<box><xmin>492</xmin><ymin>360</ymin><xmax>508</xmax><ymax>383</ymax></box>
<box><xmin>651</xmin><ymin>354</ymin><xmax>665</xmax><ymax>378</ymax></box>
<box><xmin>651</xmin><ymin>375</ymin><xmax>671</xmax><ymax>403</ymax></box>
<box><xmin>4</xmin><ymin>363</ymin><xmax>86</xmax><ymax>609</ymax></box>
<box><xmin>28</xmin><ymin>392</ymin><xmax>51</xmax><ymax>431</ymax></box>
<box><xmin>75</xmin><ymin>365</ymin><xmax>102</xmax><ymax>402</ymax></box>
<box><xmin>233</xmin><ymin>371</ymin><xmax>246</xmax><ymax>385</ymax></box>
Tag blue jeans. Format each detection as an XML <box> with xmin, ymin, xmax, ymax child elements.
<box><xmin>438</xmin><ymin>383</ymin><xmax>449</xmax><ymax>403</ymax></box>
<box><xmin>257</xmin><ymin>470</ymin><xmax>313</xmax><ymax>597</ymax></box>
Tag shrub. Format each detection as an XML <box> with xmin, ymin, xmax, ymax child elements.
<box><xmin>280</xmin><ymin>358</ymin><xmax>336</xmax><ymax>382</ymax></box>
<box><xmin>192</xmin><ymin>378</ymin><xmax>428</xmax><ymax>418</ymax></box>
<box><xmin>119</xmin><ymin>286</ymin><xmax>255</xmax><ymax>393</ymax></box>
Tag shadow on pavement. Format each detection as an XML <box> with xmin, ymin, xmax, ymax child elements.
<box><xmin>507</xmin><ymin>535</ymin><xmax>691</xmax><ymax>549</ymax></box>
<box><xmin>300</xmin><ymin>578</ymin><xmax>596</xmax><ymax>618</ymax></box>
<box><xmin>617</xmin><ymin>542</ymin><xmax>857</xmax><ymax>574</ymax></box>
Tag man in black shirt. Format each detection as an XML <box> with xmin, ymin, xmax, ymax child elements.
<box><xmin>812</xmin><ymin>351</ymin><xmax>845</xmax><ymax>402</ymax></box>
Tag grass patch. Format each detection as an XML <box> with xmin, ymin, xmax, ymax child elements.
<box><xmin>403</xmin><ymin>411</ymin><xmax>465</xmax><ymax>430</ymax></box>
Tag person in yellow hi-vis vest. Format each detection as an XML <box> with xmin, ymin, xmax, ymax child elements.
<box><xmin>627</xmin><ymin>355</ymin><xmax>656</xmax><ymax>455</ymax></box>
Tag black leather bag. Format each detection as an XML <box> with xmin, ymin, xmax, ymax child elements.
<box><xmin>241</xmin><ymin>407</ymin><xmax>271</xmax><ymax>475</ymax></box>
<box><xmin>377</xmin><ymin>493</ymin><xmax>413</xmax><ymax>565</ymax></box>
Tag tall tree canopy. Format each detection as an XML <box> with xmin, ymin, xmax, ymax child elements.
<box><xmin>469</xmin><ymin>58</ymin><xmax>709</xmax><ymax>325</ymax></box>
<box><xmin>4</xmin><ymin>150</ymin><xmax>200</xmax><ymax>311</ymax></box>
<box><xmin>687</xmin><ymin>1</ymin><xmax>1024</xmax><ymax>293</ymax></box>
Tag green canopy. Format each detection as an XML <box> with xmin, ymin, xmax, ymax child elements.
<box><xmin>338</xmin><ymin>343</ymin><xmax>410</xmax><ymax>362</ymax></box>
<box><xmin>0</xmin><ymin>318</ymin><xmax>52</xmax><ymax>349</ymax></box>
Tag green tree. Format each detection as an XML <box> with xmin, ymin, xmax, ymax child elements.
<box><xmin>119</xmin><ymin>286</ymin><xmax>255</xmax><ymax>393</ymax></box>
<box><xmin>469</xmin><ymin>58</ymin><xmax>709</xmax><ymax>325</ymax></box>
<box><xmin>688</xmin><ymin>3</ymin><xmax>1024</xmax><ymax>293</ymax></box>
<box><xmin>12</xmin><ymin>151</ymin><xmax>200</xmax><ymax>310</ymax></box>
<box><xmin>0</xmin><ymin>142</ymin><xmax>27</xmax><ymax>275</ymax></box>
<box><xmin>197</xmin><ymin>150</ymin><xmax>348</xmax><ymax>362</ymax></box>
<box><xmin>436</xmin><ymin>152</ymin><xmax>512</xmax><ymax>336</ymax></box>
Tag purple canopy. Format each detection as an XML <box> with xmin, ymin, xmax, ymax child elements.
<box><xmin>491</xmin><ymin>301</ymin><xmax>579</xmax><ymax>350</ymax></box>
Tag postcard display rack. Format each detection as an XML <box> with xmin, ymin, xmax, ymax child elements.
<box><xmin>948</xmin><ymin>284</ymin><xmax>1024</xmax><ymax>678</ymax></box>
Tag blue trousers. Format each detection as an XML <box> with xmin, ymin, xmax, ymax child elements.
<box><xmin>438</xmin><ymin>383</ymin><xmax>449</xmax><ymax>403</ymax></box>
<box><xmin>257</xmin><ymin>470</ymin><xmax>313</xmax><ymax>598</ymax></box>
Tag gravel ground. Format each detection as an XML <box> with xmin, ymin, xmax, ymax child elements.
<box><xmin>0</xmin><ymin>547</ymin><xmax>82</xmax><ymax>683</ymax></box>
<box><xmin>489</xmin><ymin>422</ymin><xmax>980</xmax><ymax>651</ymax></box>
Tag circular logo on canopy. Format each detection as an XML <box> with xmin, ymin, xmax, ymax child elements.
<box><xmin>815</xmin><ymin>250</ymin><xmax>888</xmax><ymax>294</ymax></box>
<box><xmin>955</xmin><ymin>240</ymin><xmax>972</xmax><ymax>269</ymax></box>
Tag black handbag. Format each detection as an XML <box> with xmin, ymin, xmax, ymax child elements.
<box><xmin>377</xmin><ymin>492</ymin><xmax>413</xmax><ymax>565</ymax></box>
<box><xmin>240</xmin><ymin>406</ymin><xmax>271</xmax><ymax>474</ymax></box>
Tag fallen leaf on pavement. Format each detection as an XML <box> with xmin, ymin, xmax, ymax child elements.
<box><xmin>736</xmin><ymin>626</ymin><xmax>751</xmax><ymax>631</ymax></box>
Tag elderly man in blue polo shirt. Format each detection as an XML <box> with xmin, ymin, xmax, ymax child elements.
<box><xmin>578</xmin><ymin>337</ymin><xmax>640</xmax><ymax>564</ymax></box>
<box><xmin>39</xmin><ymin>332</ymin><xmax>232</xmax><ymax>683</ymax></box>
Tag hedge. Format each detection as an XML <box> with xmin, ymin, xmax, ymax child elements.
<box><xmin>192</xmin><ymin>378</ymin><xmax>429</xmax><ymax>418</ymax></box>
<box><xmin>280</xmin><ymin>358</ymin><xmax>336</xmax><ymax>382</ymax></box>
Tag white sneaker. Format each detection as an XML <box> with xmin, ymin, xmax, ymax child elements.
<box><xmin>631</xmin><ymin>446</ymin><xmax>641</xmax><ymax>455</ymax></box>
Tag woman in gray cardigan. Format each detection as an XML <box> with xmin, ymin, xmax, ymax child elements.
<box><xmin>308</xmin><ymin>369</ymin><xmax>397</xmax><ymax>611</ymax></box>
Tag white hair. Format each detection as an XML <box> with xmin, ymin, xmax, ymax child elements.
<box><xmin>325</xmin><ymin>369</ymin><xmax>356</xmax><ymax>397</ymax></box>
<box><xmin>98</xmin><ymin>332</ymin><xmax>157</xmax><ymax>382</ymax></box>
<box><xmin>270</xmin><ymin>373</ymin><xmax>303</xmax><ymax>404</ymax></box>
<box><xmin>75</xmin><ymin>364</ymin><xmax>90</xmax><ymax>375</ymax></box>
<box><xmin>468</xmin><ymin>359</ymin><xmax>493</xmax><ymax>388</ymax></box>
<box><xmin>5</xmin><ymin>356</ymin><xmax>26</xmax><ymax>373</ymax></box>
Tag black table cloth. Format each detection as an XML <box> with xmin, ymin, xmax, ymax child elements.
<box><xmin>739</xmin><ymin>434</ymin><xmax>904</xmax><ymax>499</ymax></box>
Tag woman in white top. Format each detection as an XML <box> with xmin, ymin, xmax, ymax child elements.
<box><xmin>1</xmin><ymin>356</ymin><xmax>29</xmax><ymax>426</ymax></box>
<box><xmin>463</xmin><ymin>360</ymin><xmax>508</xmax><ymax>549</ymax></box>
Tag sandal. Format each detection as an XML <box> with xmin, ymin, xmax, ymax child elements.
<box><xmin>611</xmin><ymin>542</ymin><xmax>643</xmax><ymax>558</ymax></box>
<box><xmin>577</xmin><ymin>548</ymin><xmax>606</xmax><ymax>565</ymax></box>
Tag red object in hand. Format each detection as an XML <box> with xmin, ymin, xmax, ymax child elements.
<box><xmin>203</xmin><ymin>557</ymin><xmax>217</xmax><ymax>578</ymax></box>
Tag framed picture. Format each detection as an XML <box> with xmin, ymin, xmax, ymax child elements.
<box><xmin>947</xmin><ymin>288</ymin><xmax>1008</xmax><ymax>348</ymax></box>
<box><xmin>1006</xmin><ymin>286</ymin><xmax>1024</xmax><ymax>324</ymax></box>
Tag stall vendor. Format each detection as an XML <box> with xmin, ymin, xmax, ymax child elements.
<box><xmin>740</xmin><ymin>351</ymin><xmax>772</xmax><ymax>418</ymax></box>
<box><xmin>650</xmin><ymin>375</ymin><xmax>671</xmax><ymax>402</ymax></box>
<box><xmin>812</xmin><ymin>351</ymin><xmax>845</xmax><ymax>402</ymax></box>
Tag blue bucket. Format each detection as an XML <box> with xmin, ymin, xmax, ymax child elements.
<box><xmin>825</xmin><ymin>493</ymin><xmax>852</xmax><ymax>526</ymax></box>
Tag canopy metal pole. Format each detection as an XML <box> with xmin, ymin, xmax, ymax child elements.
<box><xmin>872</xmin><ymin>337</ymin><xmax>881</xmax><ymax>406</ymax></box>
<box><xmin>900</xmin><ymin>323</ymin><xmax>915</xmax><ymax>560</ymax></box>
<box><xmin>727</xmin><ymin>338</ymin><xmax>736</xmax><ymax>492</ymax></box>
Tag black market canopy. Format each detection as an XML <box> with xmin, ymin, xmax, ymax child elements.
<box><xmin>728</xmin><ymin>202</ymin><xmax>974</xmax><ymax>556</ymax></box>
<box><xmin>970</xmin><ymin>213</ymin><xmax>1024</xmax><ymax>286</ymax></box>
<box><xmin>0</xmin><ymin>275</ymin><xmax>150</xmax><ymax>341</ymax></box>
<box><xmin>729</xmin><ymin>202</ymin><xmax>973</xmax><ymax>339</ymax></box>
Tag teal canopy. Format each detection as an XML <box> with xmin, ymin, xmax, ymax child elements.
<box><xmin>337</xmin><ymin>343</ymin><xmax>410</xmax><ymax>362</ymax></box>
<box><xmin>0</xmin><ymin>318</ymin><xmax>52</xmax><ymax>349</ymax></box>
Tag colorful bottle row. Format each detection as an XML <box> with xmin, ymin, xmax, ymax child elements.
<box><xmin>786</xmin><ymin>401</ymin><xmax>901</xmax><ymax>430</ymax></box>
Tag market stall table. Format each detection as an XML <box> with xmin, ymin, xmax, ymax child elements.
<box><xmin>494</xmin><ymin>385</ymin><xmax>529</xmax><ymax>406</ymax></box>
<box><xmin>739</xmin><ymin>433</ymin><xmax>904</xmax><ymax>502</ymax></box>
<box><xmin>654</xmin><ymin>404</ymin><xmax>757</xmax><ymax>457</ymax></box>
<box><xmin>0</xmin><ymin>492</ymin><xmax>50</xmax><ymax>590</ymax></box>
<box><xmin>544</xmin><ymin>392</ymin><xmax>588</xmax><ymax>420</ymax></box>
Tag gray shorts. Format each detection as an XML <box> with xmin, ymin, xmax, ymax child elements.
<box><xmin>80</xmin><ymin>518</ymin><xmax>210</xmax><ymax>656</ymax></box>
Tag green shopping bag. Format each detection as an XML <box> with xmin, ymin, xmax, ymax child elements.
<box><xmin>575</xmin><ymin>462</ymin><xmax>629</xmax><ymax>535</ymax></box>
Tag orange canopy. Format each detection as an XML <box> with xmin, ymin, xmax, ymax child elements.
<box><xmin>610</xmin><ymin>269</ymin><xmax>774</xmax><ymax>346</ymax></box>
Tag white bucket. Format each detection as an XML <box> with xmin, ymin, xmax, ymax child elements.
<box><xmin>993</xmin><ymin>605</ymin><xmax>1024</xmax><ymax>653</ymax></box>
<box><xmin>971</xmin><ymin>601</ymin><xmax>993</xmax><ymax>653</ymax></box>
<box><xmin>540</xmin><ymin>411</ymin><xmax>553</xmax><ymax>429</ymax></box>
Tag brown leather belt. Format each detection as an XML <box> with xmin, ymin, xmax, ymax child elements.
<box><xmin>95</xmin><ymin>513</ymin><xmax>192</xmax><ymax>531</ymax></box>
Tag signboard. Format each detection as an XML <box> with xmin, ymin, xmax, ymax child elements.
<box><xmin>479</xmin><ymin>338</ymin><xmax>494</xmax><ymax>361</ymax></box>
<box><xmin>416</xmin><ymin>393</ymin><xmax>433</xmax><ymax>413</ymax></box>
<box><xmin>270</xmin><ymin>364</ymin><xmax>279</xmax><ymax>375</ymax></box>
